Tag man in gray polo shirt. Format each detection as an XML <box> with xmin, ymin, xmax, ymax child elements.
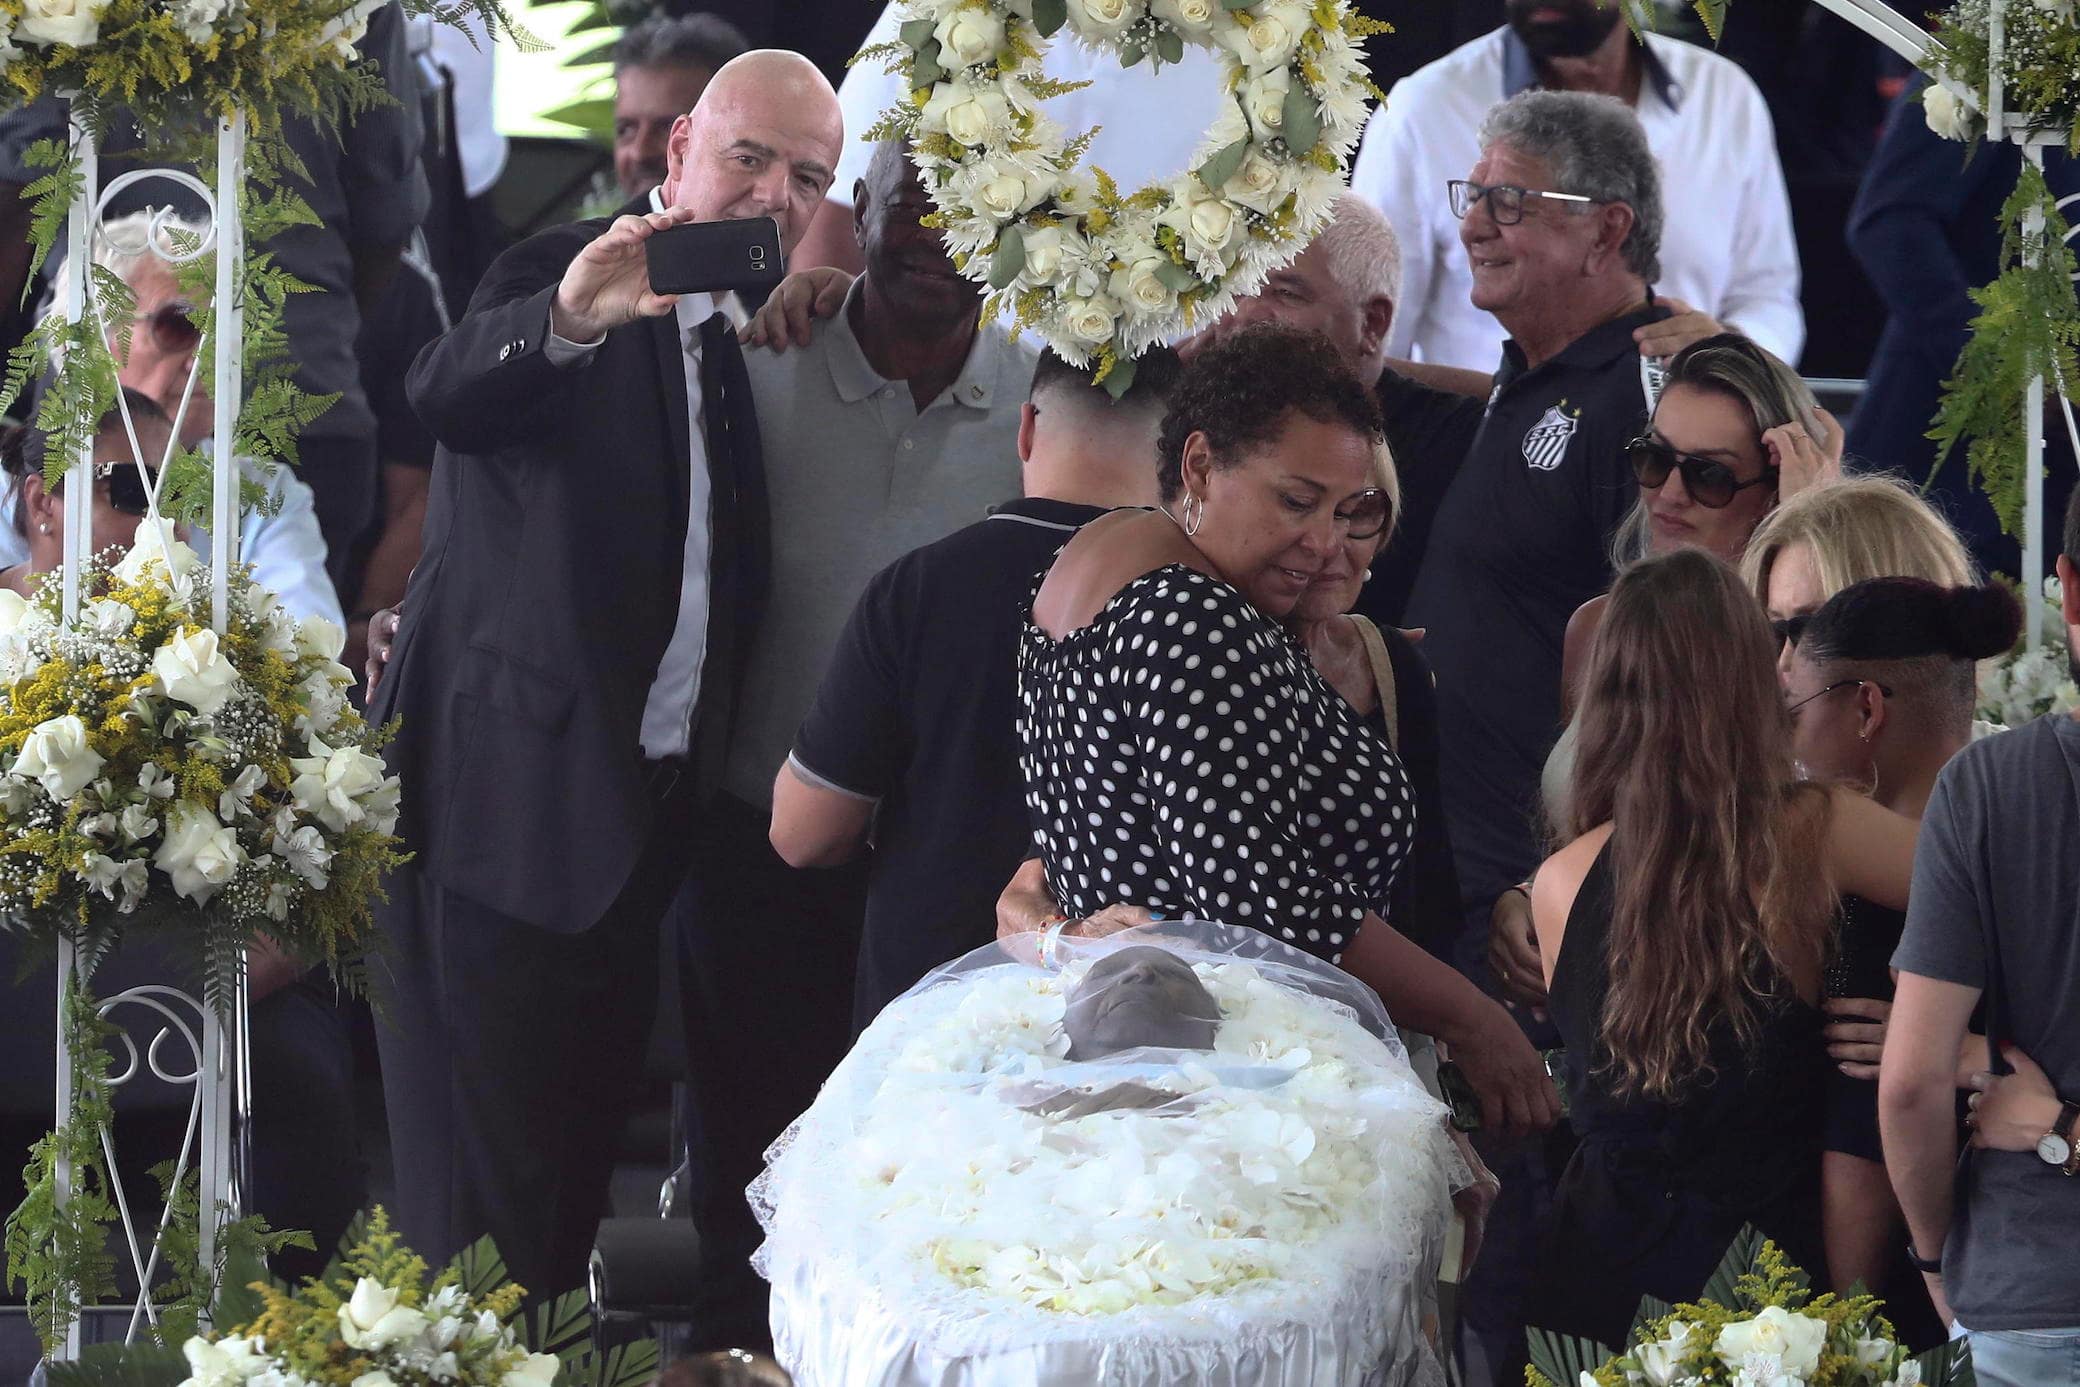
<box><xmin>1882</xmin><ymin>487</ymin><xmax>2080</xmax><ymax>1385</ymax></box>
<box><xmin>675</xmin><ymin>136</ymin><xmax>1033</xmax><ymax>1351</ymax></box>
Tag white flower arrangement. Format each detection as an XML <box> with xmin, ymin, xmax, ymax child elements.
<box><xmin>1977</xmin><ymin>573</ymin><xmax>2078</xmax><ymax>728</ymax></box>
<box><xmin>1919</xmin><ymin>0</ymin><xmax>2080</xmax><ymax>144</ymax></box>
<box><xmin>1530</xmin><ymin>1234</ymin><xmax>1968</xmax><ymax>1387</ymax></box>
<box><xmin>860</xmin><ymin>0</ymin><xmax>1384</xmax><ymax>388</ymax></box>
<box><xmin>0</xmin><ymin>519</ymin><xmax>401</xmax><ymax>969</ymax></box>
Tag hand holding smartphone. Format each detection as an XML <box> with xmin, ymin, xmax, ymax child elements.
<box><xmin>644</xmin><ymin>216</ymin><xmax>787</xmax><ymax>297</ymax></box>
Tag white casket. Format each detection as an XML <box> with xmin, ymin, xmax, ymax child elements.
<box><xmin>752</xmin><ymin>921</ymin><xmax>1465</xmax><ymax>1387</ymax></box>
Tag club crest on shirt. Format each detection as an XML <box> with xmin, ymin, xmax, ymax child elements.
<box><xmin>1522</xmin><ymin>403</ymin><xmax>1579</xmax><ymax>471</ymax></box>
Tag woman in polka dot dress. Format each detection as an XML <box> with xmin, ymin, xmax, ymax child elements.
<box><xmin>1017</xmin><ymin>323</ymin><xmax>1559</xmax><ymax>1133</ymax></box>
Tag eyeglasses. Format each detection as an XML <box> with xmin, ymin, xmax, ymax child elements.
<box><xmin>135</xmin><ymin>301</ymin><xmax>200</xmax><ymax>355</ymax></box>
<box><xmin>1626</xmin><ymin>436</ymin><xmax>1773</xmax><ymax>510</ymax></box>
<box><xmin>93</xmin><ymin>460</ymin><xmax>154</xmax><ymax>516</ymax></box>
<box><xmin>1770</xmin><ymin>614</ymin><xmax>1810</xmax><ymax>651</ymax></box>
<box><xmin>1335</xmin><ymin>488</ymin><xmax>1392</xmax><ymax>541</ymax></box>
<box><xmin>1786</xmin><ymin>678</ymin><xmax>1894</xmax><ymax>717</ymax></box>
<box><xmin>1447</xmin><ymin>179</ymin><xmax>1599</xmax><ymax>226</ymax></box>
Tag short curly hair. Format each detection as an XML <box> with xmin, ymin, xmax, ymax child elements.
<box><xmin>1156</xmin><ymin>322</ymin><xmax>1383</xmax><ymax>504</ymax></box>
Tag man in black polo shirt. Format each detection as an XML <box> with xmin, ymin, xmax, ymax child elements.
<box><xmin>1403</xmin><ymin>89</ymin><xmax>1672</xmax><ymax>976</ymax></box>
<box><xmin>769</xmin><ymin>345</ymin><xmax>1183</xmax><ymax>1027</ymax></box>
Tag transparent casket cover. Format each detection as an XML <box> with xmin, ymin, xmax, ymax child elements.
<box><xmin>752</xmin><ymin>921</ymin><xmax>1469</xmax><ymax>1386</ymax></box>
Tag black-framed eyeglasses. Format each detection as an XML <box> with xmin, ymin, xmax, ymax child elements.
<box><xmin>1626</xmin><ymin>436</ymin><xmax>1773</xmax><ymax>510</ymax></box>
<box><xmin>1770</xmin><ymin>614</ymin><xmax>1811</xmax><ymax>651</ymax></box>
<box><xmin>136</xmin><ymin>301</ymin><xmax>200</xmax><ymax>354</ymax></box>
<box><xmin>93</xmin><ymin>459</ymin><xmax>153</xmax><ymax>516</ymax></box>
<box><xmin>1335</xmin><ymin>487</ymin><xmax>1392</xmax><ymax>541</ymax></box>
<box><xmin>1447</xmin><ymin>179</ymin><xmax>1599</xmax><ymax>226</ymax></box>
<box><xmin>1787</xmin><ymin>678</ymin><xmax>1894</xmax><ymax>717</ymax></box>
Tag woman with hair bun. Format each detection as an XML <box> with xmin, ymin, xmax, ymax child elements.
<box><xmin>1784</xmin><ymin>577</ymin><xmax>2022</xmax><ymax>1313</ymax></box>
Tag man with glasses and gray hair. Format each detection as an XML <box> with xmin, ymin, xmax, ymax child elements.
<box><xmin>1351</xmin><ymin>0</ymin><xmax>1799</xmax><ymax>374</ymax></box>
<box><xmin>1395</xmin><ymin>86</ymin><xmax>1679</xmax><ymax>1377</ymax></box>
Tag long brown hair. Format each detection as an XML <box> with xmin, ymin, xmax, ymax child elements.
<box><xmin>1564</xmin><ymin>548</ymin><xmax>1833</xmax><ymax>1100</ymax></box>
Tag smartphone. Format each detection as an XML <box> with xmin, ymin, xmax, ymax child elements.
<box><xmin>644</xmin><ymin>216</ymin><xmax>786</xmax><ymax>297</ymax></box>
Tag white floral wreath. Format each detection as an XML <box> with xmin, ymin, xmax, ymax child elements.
<box><xmin>862</xmin><ymin>0</ymin><xmax>1384</xmax><ymax>392</ymax></box>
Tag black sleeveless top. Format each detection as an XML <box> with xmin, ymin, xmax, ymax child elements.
<box><xmin>1528</xmin><ymin>843</ymin><xmax>1827</xmax><ymax>1347</ymax></box>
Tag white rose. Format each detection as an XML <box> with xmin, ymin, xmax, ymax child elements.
<box><xmin>1151</xmin><ymin>0</ymin><xmax>1216</xmax><ymax>32</ymax></box>
<box><xmin>1161</xmin><ymin>178</ymin><xmax>1243</xmax><ymax>264</ymax></box>
<box><xmin>153</xmin><ymin>626</ymin><xmax>243</xmax><ymax>716</ymax></box>
<box><xmin>337</xmin><ymin>1277</ymin><xmax>428</xmax><ymax>1352</ymax></box>
<box><xmin>0</xmin><ymin>589</ymin><xmax>28</xmax><ymax>636</ymax></box>
<box><xmin>294</xmin><ymin>614</ymin><xmax>346</xmax><ymax>666</ymax></box>
<box><xmin>1109</xmin><ymin>254</ymin><xmax>1178</xmax><ymax>314</ymax></box>
<box><xmin>932</xmin><ymin>7</ymin><xmax>1004</xmax><ymax>67</ymax></box>
<box><xmin>1217</xmin><ymin>0</ymin><xmax>1307</xmax><ymax>70</ymax></box>
<box><xmin>16</xmin><ymin>0</ymin><xmax>108</xmax><ymax>47</ymax></box>
<box><xmin>1242</xmin><ymin>67</ymin><xmax>1291</xmax><ymax>143</ymax></box>
<box><xmin>1060</xmin><ymin>295</ymin><xmax>1120</xmax><ymax>347</ymax></box>
<box><xmin>1714</xmin><ymin>1307</ymin><xmax>1828</xmax><ymax>1378</ymax></box>
<box><xmin>1224</xmin><ymin>148</ymin><xmax>1290</xmax><ymax>215</ymax></box>
<box><xmin>85</xmin><ymin>598</ymin><xmax>134</xmax><ymax>638</ymax></box>
<box><xmin>289</xmin><ymin>737</ymin><xmax>390</xmax><ymax>833</ymax></box>
<box><xmin>964</xmin><ymin>162</ymin><xmax>1050</xmax><ymax>223</ymax></box>
<box><xmin>350</xmin><ymin>1374</ymin><xmax>396</xmax><ymax>1387</ymax></box>
<box><xmin>114</xmin><ymin>516</ymin><xmax>201</xmax><ymax>587</ymax></box>
<box><xmin>1019</xmin><ymin>224</ymin><xmax>1069</xmax><ymax>283</ymax></box>
<box><xmin>919</xmin><ymin>79</ymin><xmax>1010</xmax><ymax>148</ymax></box>
<box><xmin>1922</xmin><ymin>82</ymin><xmax>1973</xmax><ymax>141</ymax></box>
<box><xmin>15</xmin><ymin>714</ymin><xmax>105</xmax><ymax>802</ymax></box>
<box><xmin>501</xmin><ymin>1353</ymin><xmax>560</xmax><ymax>1387</ymax></box>
<box><xmin>154</xmin><ymin>803</ymin><xmax>247</xmax><ymax>903</ymax></box>
<box><xmin>1065</xmin><ymin>0</ymin><xmax>1136</xmax><ymax>39</ymax></box>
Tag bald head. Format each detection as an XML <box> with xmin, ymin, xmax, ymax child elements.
<box><xmin>660</xmin><ymin>49</ymin><xmax>843</xmax><ymax>257</ymax></box>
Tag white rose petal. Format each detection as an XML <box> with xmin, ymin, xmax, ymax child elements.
<box><xmin>295</xmin><ymin>614</ymin><xmax>346</xmax><ymax>666</ymax></box>
<box><xmin>1217</xmin><ymin>0</ymin><xmax>1307</xmax><ymax>70</ymax></box>
<box><xmin>1225</xmin><ymin>149</ymin><xmax>1290</xmax><ymax>215</ymax></box>
<box><xmin>1242</xmin><ymin>67</ymin><xmax>1292</xmax><ymax>144</ymax></box>
<box><xmin>1064</xmin><ymin>0</ymin><xmax>1137</xmax><ymax>40</ymax></box>
<box><xmin>1060</xmin><ymin>294</ymin><xmax>1120</xmax><ymax>348</ymax></box>
<box><xmin>1151</xmin><ymin>0</ymin><xmax>1216</xmax><ymax>33</ymax></box>
<box><xmin>15</xmin><ymin>0</ymin><xmax>108</xmax><ymax>46</ymax></box>
<box><xmin>1108</xmin><ymin>254</ymin><xmax>1178</xmax><ymax>315</ymax></box>
<box><xmin>501</xmin><ymin>1352</ymin><xmax>560</xmax><ymax>1387</ymax></box>
<box><xmin>919</xmin><ymin>79</ymin><xmax>1011</xmax><ymax>148</ymax></box>
<box><xmin>337</xmin><ymin>1276</ymin><xmax>428</xmax><ymax>1352</ymax></box>
<box><xmin>15</xmin><ymin>714</ymin><xmax>105</xmax><ymax>802</ymax></box>
<box><xmin>153</xmin><ymin>626</ymin><xmax>243</xmax><ymax>716</ymax></box>
<box><xmin>1922</xmin><ymin>83</ymin><xmax>1973</xmax><ymax>141</ymax></box>
<box><xmin>153</xmin><ymin>803</ymin><xmax>247</xmax><ymax>903</ymax></box>
<box><xmin>1714</xmin><ymin>1307</ymin><xmax>1828</xmax><ymax>1378</ymax></box>
<box><xmin>113</xmin><ymin>516</ymin><xmax>201</xmax><ymax>586</ymax></box>
<box><xmin>0</xmin><ymin>589</ymin><xmax>29</xmax><ymax>636</ymax></box>
<box><xmin>932</xmin><ymin>7</ymin><xmax>1004</xmax><ymax>67</ymax></box>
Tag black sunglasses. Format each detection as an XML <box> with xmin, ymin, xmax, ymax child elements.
<box><xmin>94</xmin><ymin>459</ymin><xmax>154</xmax><ymax>516</ymax></box>
<box><xmin>138</xmin><ymin>301</ymin><xmax>200</xmax><ymax>354</ymax></box>
<box><xmin>1335</xmin><ymin>487</ymin><xmax>1393</xmax><ymax>542</ymax></box>
<box><xmin>1770</xmin><ymin>614</ymin><xmax>1810</xmax><ymax>651</ymax></box>
<box><xmin>1626</xmin><ymin>436</ymin><xmax>1773</xmax><ymax>510</ymax></box>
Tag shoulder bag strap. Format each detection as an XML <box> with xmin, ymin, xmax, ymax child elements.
<box><xmin>1348</xmin><ymin>615</ymin><xmax>1399</xmax><ymax>752</ymax></box>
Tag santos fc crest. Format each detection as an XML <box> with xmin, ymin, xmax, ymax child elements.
<box><xmin>1522</xmin><ymin>404</ymin><xmax>1580</xmax><ymax>471</ymax></box>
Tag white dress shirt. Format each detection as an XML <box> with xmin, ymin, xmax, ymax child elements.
<box><xmin>829</xmin><ymin>0</ymin><xmax>1226</xmax><ymax>207</ymax></box>
<box><xmin>1351</xmin><ymin>27</ymin><xmax>1804</xmax><ymax>371</ymax></box>
<box><xmin>546</xmin><ymin>272</ymin><xmax>740</xmax><ymax>760</ymax></box>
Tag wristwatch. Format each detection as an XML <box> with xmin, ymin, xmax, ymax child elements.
<box><xmin>2037</xmin><ymin>1099</ymin><xmax>2080</xmax><ymax>1174</ymax></box>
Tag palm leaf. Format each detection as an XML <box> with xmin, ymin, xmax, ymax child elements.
<box><xmin>45</xmin><ymin>1341</ymin><xmax>188</xmax><ymax>1387</ymax></box>
<box><xmin>452</xmin><ymin>1233</ymin><xmax>510</xmax><ymax>1300</ymax></box>
<box><xmin>1700</xmin><ymin>1224</ymin><xmax>1766</xmax><ymax>1308</ymax></box>
<box><xmin>1915</xmin><ymin>1339</ymin><xmax>1977</xmax><ymax>1387</ymax></box>
<box><xmin>1527</xmin><ymin>1327</ymin><xmax>1616</xmax><ymax>1386</ymax></box>
<box><xmin>562</xmin><ymin>1339</ymin><xmax>661</xmax><ymax>1387</ymax></box>
<box><xmin>1630</xmin><ymin>1293</ymin><xmax>1674</xmax><ymax>1341</ymax></box>
<box><xmin>528</xmin><ymin>1288</ymin><xmax>593</xmax><ymax>1356</ymax></box>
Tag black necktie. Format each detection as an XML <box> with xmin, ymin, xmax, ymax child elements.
<box><xmin>689</xmin><ymin>312</ymin><xmax>769</xmax><ymax>801</ymax></box>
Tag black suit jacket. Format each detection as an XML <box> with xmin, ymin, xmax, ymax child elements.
<box><xmin>375</xmin><ymin>204</ymin><xmax>767</xmax><ymax>932</ymax></box>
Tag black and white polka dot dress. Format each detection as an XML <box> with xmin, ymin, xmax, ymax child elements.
<box><xmin>1017</xmin><ymin>564</ymin><xmax>1416</xmax><ymax>966</ymax></box>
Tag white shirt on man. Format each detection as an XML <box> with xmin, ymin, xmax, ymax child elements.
<box><xmin>829</xmin><ymin>0</ymin><xmax>1226</xmax><ymax>207</ymax></box>
<box><xmin>1351</xmin><ymin>26</ymin><xmax>1804</xmax><ymax>371</ymax></box>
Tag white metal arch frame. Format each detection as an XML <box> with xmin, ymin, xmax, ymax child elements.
<box><xmin>48</xmin><ymin>105</ymin><xmax>250</xmax><ymax>1362</ymax></box>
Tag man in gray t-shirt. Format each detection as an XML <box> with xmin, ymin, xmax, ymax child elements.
<box><xmin>1884</xmin><ymin>512</ymin><xmax>2080</xmax><ymax>1385</ymax></box>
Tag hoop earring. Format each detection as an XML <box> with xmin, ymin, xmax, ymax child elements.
<box><xmin>1180</xmin><ymin>491</ymin><xmax>1205</xmax><ymax>537</ymax></box>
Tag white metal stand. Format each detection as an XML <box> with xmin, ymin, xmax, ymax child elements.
<box><xmin>46</xmin><ymin>103</ymin><xmax>250</xmax><ymax>1359</ymax></box>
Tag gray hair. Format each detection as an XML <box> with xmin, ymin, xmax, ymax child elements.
<box><xmin>1477</xmin><ymin>89</ymin><xmax>1663</xmax><ymax>282</ymax></box>
<box><xmin>611</xmin><ymin>12</ymin><xmax>748</xmax><ymax>76</ymax></box>
<box><xmin>43</xmin><ymin>207</ymin><xmax>210</xmax><ymax>323</ymax></box>
<box><xmin>1316</xmin><ymin>192</ymin><xmax>1401</xmax><ymax>311</ymax></box>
